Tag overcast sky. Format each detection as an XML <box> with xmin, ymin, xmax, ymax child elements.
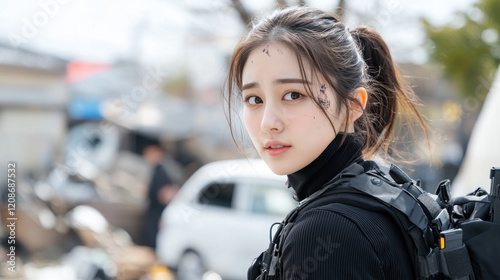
<box><xmin>0</xmin><ymin>0</ymin><xmax>478</xmax><ymax>65</ymax></box>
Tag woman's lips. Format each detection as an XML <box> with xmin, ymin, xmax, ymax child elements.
<box><xmin>264</xmin><ymin>141</ymin><xmax>291</xmax><ymax>156</ymax></box>
<box><xmin>265</xmin><ymin>146</ymin><xmax>291</xmax><ymax>156</ymax></box>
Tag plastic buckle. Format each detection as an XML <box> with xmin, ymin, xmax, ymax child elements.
<box><xmin>439</xmin><ymin>228</ymin><xmax>462</xmax><ymax>251</ymax></box>
<box><xmin>432</xmin><ymin>209</ymin><xmax>451</xmax><ymax>232</ymax></box>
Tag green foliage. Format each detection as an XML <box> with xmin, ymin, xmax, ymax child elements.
<box><xmin>422</xmin><ymin>0</ymin><xmax>500</xmax><ymax>100</ymax></box>
<box><xmin>161</xmin><ymin>70</ymin><xmax>191</xmax><ymax>98</ymax></box>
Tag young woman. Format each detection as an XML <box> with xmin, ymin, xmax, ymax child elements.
<box><xmin>225</xmin><ymin>5</ymin><xmax>428</xmax><ymax>279</ymax></box>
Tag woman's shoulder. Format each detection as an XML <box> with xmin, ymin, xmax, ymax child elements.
<box><xmin>291</xmin><ymin>202</ymin><xmax>402</xmax><ymax>244</ymax></box>
<box><xmin>281</xmin><ymin>202</ymin><xmax>414</xmax><ymax>278</ymax></box>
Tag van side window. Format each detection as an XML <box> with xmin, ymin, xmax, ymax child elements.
<box><xmin>250</xmin><ymin>183</ymin><xmax>297</xmax><ymax>216</ymax></box>
<box><xmin>198</xmin><ymin>183</ymin><xmax>235</xmax><ymax>208</ymax></box>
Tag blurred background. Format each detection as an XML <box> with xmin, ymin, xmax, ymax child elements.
<box><xmin>0</xmin><ymin>0</ymin><xmax>499</xmax><ymax>279</ymax></box>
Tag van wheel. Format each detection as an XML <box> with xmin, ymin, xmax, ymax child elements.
<box><xmin>177</xmin><ymin>251</ymin><xmax>206</xmax><ymax>280</ymax></box>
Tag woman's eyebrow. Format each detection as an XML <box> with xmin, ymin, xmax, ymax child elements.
<box><xmin>274</xmin><ymin>78</ymin><xmax>311</xmax><ymax>85</ymax></box>
<box><xmin>242</xmin><ymin>78</ymin><xmax>311</xmax><ymax>91</ymax></box>
<box><xmin>242</xmin><ymin>82</ymin><xmax>258</xmax><ymax>91</ymax></box>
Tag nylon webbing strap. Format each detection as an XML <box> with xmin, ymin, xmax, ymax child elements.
<box><xmin>417</xmin><ymin>192</ymin><xmax>442</xmax><ymax>219</ymax></box>
<box><xmin>348</xmin><ymin>173</ymin><xmax>429</xmax><ymax>232</ymax></box>
<box><xmin>418</xmin><ymin>248</ymin><xmax>440</xmax><ymax>278</ymax></box>
<box><xmin>440</xmin><ymin>245</ymin><xmax>475</xmax><ymax>280</ymax></box>
<box><xmin>418</xmin><ymin>247</ymin><xmax>475</xmax><ymax>280</ymax></box>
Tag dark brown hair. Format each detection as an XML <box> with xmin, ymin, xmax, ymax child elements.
<box><xmin>224</xmin><ymin>6</ymin><xmax>428</xmax><ymax>161</ymax></box>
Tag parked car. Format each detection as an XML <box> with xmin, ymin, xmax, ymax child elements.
<box><xmin>156</xmin><ymin>159</ymin><xmax>297</xmax><ymax>280</ymax></box>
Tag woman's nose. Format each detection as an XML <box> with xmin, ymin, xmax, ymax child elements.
<box><xmin>261</xmin><ymin>103</ymin><xmax>284</xmax><ymax>133</ymax></box>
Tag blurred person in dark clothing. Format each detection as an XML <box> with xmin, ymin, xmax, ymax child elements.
<box><xmin>142</xmin><ymin>144</ymin><xmax>179</xmax><ymax>249</ymax></box>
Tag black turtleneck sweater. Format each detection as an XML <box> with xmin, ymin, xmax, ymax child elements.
<box><xmin>279</xmin><ymin>133</ymin><xmax>414</xmax><ymax>279</ymax></box>
<box><xmin>287</xmin><ymin>133</ymin><xmax>364</xmax><ymax>201</ymax></box>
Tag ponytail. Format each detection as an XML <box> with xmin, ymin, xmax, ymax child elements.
<box><xmin>350</xmin><ymin>26</ymin><xmax>429</xmax><ymax>161</ymax></box>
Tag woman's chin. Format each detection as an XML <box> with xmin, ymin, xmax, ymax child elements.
<box><xmin>264</xmin><ymin>160</ymin><xmax>297</xmax><ymax>176</ymax></box>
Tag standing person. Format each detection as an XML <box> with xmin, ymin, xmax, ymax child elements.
<box><xmin>225</xmin><ymin>6</ymin><xmax>429</xmax><ymax>279</ymax></box>
<box><xmin>142</xmin><ymin>144</ymin><xmax>179</xmax><ymax>249</ymax></box>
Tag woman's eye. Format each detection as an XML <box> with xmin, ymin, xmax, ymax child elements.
<box><xmin>246</xmin><ymin>96</ymin><xmax>263</xmax><ymax>105</ymax></box>
<box><xmin>284</xmin><ymin>91</ymin><xmax>302</xmax><ymax>101</ymax></box>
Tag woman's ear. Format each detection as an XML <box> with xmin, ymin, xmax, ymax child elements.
<box><xmin>350</xmin><ymin>87</ymin><xmax>367</xmax><ymax>122</ymax></box>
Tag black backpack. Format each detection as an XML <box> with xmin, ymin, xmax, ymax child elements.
<box><xmin>249</xmin><ymin>161</ymin><xmax>500</xmax><ymax>280</ymax></box>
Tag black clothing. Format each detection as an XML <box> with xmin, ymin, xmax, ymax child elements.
<box><xmin>281</xmin><ymin>198</ymin><xmax>414</xmax><ymax>279</ymax></box>
<box><xmin>148</xmin><ymin>164</ymin><xmax>173</xmax><ymax>211</ymax></box>
<box><xmin>143</xmin><ymin>163</ymin><xmax>173</xmax><ymax>249</ymax></box>
<box><xmin>276</xmin><ymin>133</ymin><xmax>414</xmax><ymax>279</ymax></box>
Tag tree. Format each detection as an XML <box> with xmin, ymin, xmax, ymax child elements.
<box><xmin>423</xmin><ymin>0</ymin><xmax>500</xmax><ymax>100</ymax></box>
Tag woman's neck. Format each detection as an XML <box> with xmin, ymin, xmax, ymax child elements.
<box><xmin>287</xmin><ymin>133</ymin><xmax>364</xmax><ymax>201</ymax></box>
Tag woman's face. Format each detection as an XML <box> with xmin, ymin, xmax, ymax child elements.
<box><xmin>241</xmin><ymin>42</ymin><xmax>346</xmax><ymax>175</ymax></box>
